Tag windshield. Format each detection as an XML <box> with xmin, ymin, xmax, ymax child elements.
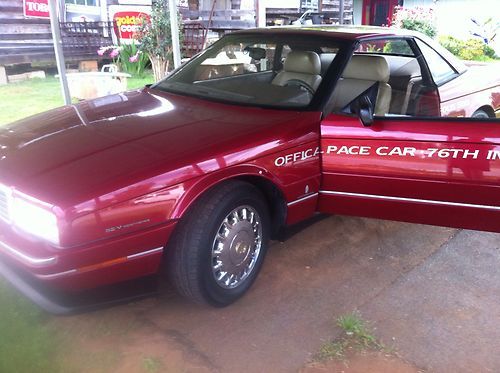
<box><xmin>153</xmin><ymin>33</ymin><xmax>347</xmax><ymax>109</ymax></box>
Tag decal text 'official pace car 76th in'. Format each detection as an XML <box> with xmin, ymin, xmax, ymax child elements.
<box><xmin>0</xmin><ymin>26</ymin><xmax>499</xmax><ymax>313</ymax></box>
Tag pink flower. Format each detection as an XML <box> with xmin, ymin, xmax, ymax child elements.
<box><xmin>129</xmin><ymin>53</ymin><xmax>139</xmax><ymax>63</ymax></box>
<box><xmin>97</xmin><ymin>47</ymin><xmax>106</xmax><ymax>56</ymax></box>
<box><xmin>109</xmin><ymin>48</ymin><xmax>120</xmax><ymax>58</ymax></box>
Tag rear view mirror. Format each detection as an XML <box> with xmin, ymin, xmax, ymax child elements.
<box><xmin>353</xmin><ymin>95</ymin><xmax>374</xmax><ymax>127</ymax></box>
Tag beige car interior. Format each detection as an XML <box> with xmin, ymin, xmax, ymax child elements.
<box><xmin>320</xmin><ymin>53</ymin><xmax>336</xmax><ymax>75</ymax></box>
<box><xmin>384</xmin><ymin>57</ymin><xmax>423</xmax><ymax>115</ymax></box>
<box><xmin>329</xmin><ymin>54</ymin><xmax>392</xmax><ymax>116</ymax></box>
<box><xmin>272</xmin><ymin>50</ymin><xmax>323</xmax><ymax>91</ymax></box>
<box><xmin>270</xmin><ymin>50</ymin><xmax>424</xmax><ymax>115</ymax></box>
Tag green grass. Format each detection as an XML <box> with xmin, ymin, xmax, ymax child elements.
<box><xmin>128</xmin><ymin>74</ymin><xmax>155</xmax><ymax>89</ymax></box>
<box><xmin>0</xmin><ymin>280</ymin><xmax>60</xmax><ymax>373</ymax></box>
<box><xmin>315</xmin><ymin>311</ymin><xmax>382</xmax><ymax>362</ymax></box>
<box><xmin>0</xmin><ymin>77</ymin><xmax>66</xmax><ymax>126</ymax></box>
<box><xmin>0</xmin><ymin>73</ymin><xmax>154</xmax><ymax>126</ymax></box>
<box><xmin>337</xmin><ymin>311</ymin><xmax>378</xmax><ymax>347</ymax></box>
<box><xmin>142</xmin><ymin>356</ymin><xmax>164</xmax><ymax>373</ymax></box>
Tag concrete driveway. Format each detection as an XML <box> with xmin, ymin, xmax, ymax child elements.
<box><xmin>53</xmin><ymin>215</ymin><xmax>500</xmax><ymax>372</ymax></box>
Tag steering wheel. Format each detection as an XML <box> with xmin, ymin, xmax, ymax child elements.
<box><xmin>284</xmin><ymin>79</ymin><xmax>315</xmax><ymax>95</ymax></box>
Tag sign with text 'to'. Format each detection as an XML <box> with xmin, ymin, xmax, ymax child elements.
<box><xmin>24</xmin><ymin>0</ymin><xmax>50</xmax><ymax>18</ymax></box>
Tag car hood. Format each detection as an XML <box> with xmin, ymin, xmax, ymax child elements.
<box><xmin>0</xmin><ymin>87</ymin><xmax>310</xmax><ymax>209</ymax></box>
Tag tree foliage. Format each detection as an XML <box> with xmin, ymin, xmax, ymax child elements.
<box><xmin>136</xmin><ymin>0</ymin><xmax>182</xmax><ymax>81</ymax></box>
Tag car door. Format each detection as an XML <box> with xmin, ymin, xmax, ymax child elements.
<box><xmin>317</xmin><ymin>35</ymin><xmax>500</xmax><ymax>233</ymax></box>
<box><xmin>318</xmin><ymin>114</ymin><xmax>500</xmax><ymax>233</ymax></box>
<box><xmin>317</xmin><ymin>34</ymin><xmax>500</xmax><ymax>232</ymax></box>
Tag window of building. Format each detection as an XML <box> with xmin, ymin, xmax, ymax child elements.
<box><xmin>65</xmin><ymin>0</ymin><xmax>98</xmax><ymax>7</ymax></box>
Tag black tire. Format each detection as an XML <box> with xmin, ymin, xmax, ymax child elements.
<box><xmin>167</xmin><ymin>181</ymin><xmax>270</xmax><ymax>306</ymax></box>
<box><xmin>472</xmin><ymin>109</ymin><xmax>490</xmax><ymax>119</ymax></box>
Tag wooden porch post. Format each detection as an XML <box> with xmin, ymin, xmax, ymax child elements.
<box><xmin>168</xmin><ymin>0</ymin><xmax>182</xmax><ymax>68</ymax></box>
<box><xmin>339</xmin><ymin>0</ymin><xmax>345</xmax><ymax>24</ymax></box>
<box><xmin>48</xmin><ymin>0</ymin><xmax>71</xmax><ymax>105</ymax></box>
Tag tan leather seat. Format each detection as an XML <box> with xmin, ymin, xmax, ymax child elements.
<box><xmin>330</xmin><ymin>55</ymin><xmax>392</xmax><ymax>116</ymax></box>
<box><xmin>320</xmin><ymin>53</ymin><xmax>336</xmax><ymax>74</ymax></box>
<box><xmin>272</xmin><ymin>51</ymin><xmax>322</xmax><ymax>91</ymax></box>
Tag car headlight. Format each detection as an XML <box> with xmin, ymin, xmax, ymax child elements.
<box><xmin>11</xmin><ymin>195</ymin><xmax>60</xmax><ymax>246</ymax></box>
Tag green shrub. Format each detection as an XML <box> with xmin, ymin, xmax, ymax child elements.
<box><xmin>461</xmin><ymin>39</ymin><xmax>489</xmax><ymax>60</ymax></box>
<box><xmin>438</xmin><ymin>35</ymin><xmax>498</xmax><ymax>61</ymax></box>
<box><xmin>484</xmin><ymin>44</ymin><xmax>497</xmax><ymax>59</ymax></box>
<box><xmin>437</xmin><ymin>35</ymin><xmax>462</xmax><ymax>56</ymax></box>
<box><xmin>119</xmin><ymin>43</ymin><xmax>150</xmax><ymax>77</ymax></box>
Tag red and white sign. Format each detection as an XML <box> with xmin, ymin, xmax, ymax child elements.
<box><xmin>24</xmin><ymin>0</ymin><xmax>50</xmax><ymax>18</ymax></box>
<box><xmin>109</xmin><ymin>5</ymin><xmax>151</xmax><ymax>44</ymax></box>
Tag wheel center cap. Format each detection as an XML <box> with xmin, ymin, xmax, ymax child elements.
<box><xmin>235</xmin><ymin>241</ymin><xmax>249</xmax><ymax>255</ymax></box>
<box><xmin>229</xmin><ymin>222</ymin><xmax>253</xmax><ymax>266</ymax></box>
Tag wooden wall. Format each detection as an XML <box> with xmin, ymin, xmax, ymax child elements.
<box><xmin>0</xmin><ymin>0</ymin><xmax>113</xmax><ymax>66</ymax></box>
<box><xmin>0</xmin><ymin>0</ymin><xmax>55</xmax><ymax>65</ymax></box>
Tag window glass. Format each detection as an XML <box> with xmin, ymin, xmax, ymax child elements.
<box><xmin>415</xmin><ymin>39</ymin><xmax>457</xmax><ymax>84</ymax></box>
<box><xmin>195</xmin><ymin>42</ymin><xmax>276</xmax><ymax>80</ymax></box>
<box><xmin>356</xmin><ymin>39</ymin><xmax>414</xmax><ymax>56</ymax></box>
<box><xmin>156</xmin><ymin>34</ymin><xmax>344</xmax><ymax>109</ymax></box>
<box><xmin>66</xmin><ymin>0</ymin><xmax>97</xmax><ymax>6</ymax></box>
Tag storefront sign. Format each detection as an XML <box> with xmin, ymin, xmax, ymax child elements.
<box><xmin>109</xmin><ymin>5</ymin><xmax>151</xmax><ymax>44</ymax></box>
<box><xmin>24</xmin><ymin>0</ymin><xmax>50</xmax><ymax>18</ymax></box>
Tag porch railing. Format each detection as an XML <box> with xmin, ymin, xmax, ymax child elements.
<box><xmin>60</xmin><ymin>21</ymin><xmax>115</xmax><ymax>59</ymax></box>
<box><xmin>59</xmin><ymin>20</ymin><xmax>208</xmax><ymax>60</ymax></box>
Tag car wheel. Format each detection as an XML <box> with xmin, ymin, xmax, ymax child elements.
<box><xmin>472</xmin><ymin>109</ymin><xmax>490</xmax><ymax>118</ymax></box>
<box><xmin>167</xmin><ymin>181</ymin><xmax>270</xmax><ymax>306</ymax></box>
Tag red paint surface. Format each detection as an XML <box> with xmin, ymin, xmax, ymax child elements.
<box><xmin>0</xmin><ymin>88</ymin><xmax>321</xmax><ymax>290</ymax></box>
<box><xmin>319</xmin><ymin>114</ymin><xmax>500</xmax><ymax>231</ymax></box>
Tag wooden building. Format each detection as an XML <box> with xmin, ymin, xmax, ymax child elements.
<box><xmin>0</xmin><ymin>0</ymin><xmax>353</xmax><ymax>71</ymax></box>
<box><xmin>0</xmin><ymin>0</ymin><xmax>115</xmax><ymax>68</ymax></box>
<box><xmin>185</xmin><ymin>0</ymin><xmax>353</xmax><ymax>30</ymax></box>
<box><xmin>0</xmin><ymin>0</ymin><xmax>55</xmax><ymax>65</ymax></box>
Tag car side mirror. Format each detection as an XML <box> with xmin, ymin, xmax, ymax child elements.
<box><xmin>353</xmin><ymin>95</ymin><xmax>374</xmax><ymax>127</ymax></box>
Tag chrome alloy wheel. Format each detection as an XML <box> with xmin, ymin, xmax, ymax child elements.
<box><xmin>211</xmin><ymin>205</ymin><xmax>263</xmax><ymax>289</ymax></box>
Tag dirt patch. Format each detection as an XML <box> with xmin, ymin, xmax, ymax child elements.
<box><xmin>302</xmin><ymin>351</ymin><xmax>421</xmax><ymax>373</ymax></box>
<box><xmin>50</xmin><ymin>299</ymin><xmax>216</xmax><ymax>373</ymax></box>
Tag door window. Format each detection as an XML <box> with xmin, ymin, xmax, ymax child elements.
<box><xmin>329</xmin><ymin>36</ymin><xmax>499</xmax><ymax>119</ymax></box>
<box><xmin>330</xmin><ymin>38</ymin><xmax>441</xmax><ymax>117</ymax></box>
<box><xmin>415</xmin><ymin>39</ymin><xmax>457</xmax><ymax>85</ymax></box>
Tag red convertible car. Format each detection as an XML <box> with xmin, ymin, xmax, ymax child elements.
<box><xmin>0</xmin><ymin>26</ymin><xmax>499</xmax><ymax>313</ymax></box>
